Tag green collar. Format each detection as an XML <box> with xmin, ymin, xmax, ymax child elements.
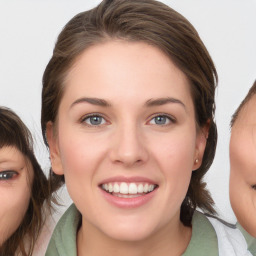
<box><xmin>47</xmin><ymin>205</ymin><xmax>218</xmax><ymax>256</ymax></box>
<box><xmin>182</xmin><ymin>211</ymin><xmax>218</xmax><ymax>256</ymax></box>
<box><xmin>46</xmin><ymin>204</ymin><xmax>80</xmax><ymax>256</ymax></box>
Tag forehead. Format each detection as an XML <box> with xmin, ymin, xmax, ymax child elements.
<box><xmin>64</xmin><ymin>40</ymin><xmax>192</xmax><ymax>104</ymax></box>
<box><xmin>233</xmin><ymin>95</ymin><xmax>256</xmax><ymax>129</ymax></box>
<box><xmin>0</xmin><ymin>146</ymin><xmax>25</xmax><ymax>163</ymax></box>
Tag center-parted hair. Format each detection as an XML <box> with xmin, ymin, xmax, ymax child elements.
<box><xmin>41</xmin><ymin>0</ymin><xmax>218</xmax><ymax>226</ymax></box>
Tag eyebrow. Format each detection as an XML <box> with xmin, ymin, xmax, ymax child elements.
<box><xmin>70</xmin><ymin>97</ymin><xmax>186</xmax><ymax>110</ymax></box>
<box><xmin>70</xmin><ymin>97</ymin><xmax>111</xmax><ymax>109</ymax></box>
<box><xmin>145</xmin><ymin>97</ymin><xmax>186</xmax><ymax>109</ymax></box>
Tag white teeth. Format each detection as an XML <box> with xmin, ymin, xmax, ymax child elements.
<box><xmin>113</xmin><ymin>183</ymin><xmax>119</xmax><ymax>193</ymax></box>
<box><xmin>102</xmin><ymin>182</ymin><xmax>157</xmax><ymax>195</ymax></box>
<box><xmin>120</xmin><ymin>182</ymin><xmax>129</xmax><ymax>194</ymax></box>
<box><xmin>116</xmin><ymin>194</ymin><xmax>141</xmax><ymax>198</ymax></box>
<box><xmin>138</xmin><ymin>184</ymin><xmax>144</xmax><ymax>193</ymax></box>
<box><xmin>128</xmin><ymin>183</ymin><xmax>137</xmax><ymax>194</ymax></box>
<box><xmin>143</xmin><ymin>184</ymin><xmax>149</xmax><ymax>193</ymax></box>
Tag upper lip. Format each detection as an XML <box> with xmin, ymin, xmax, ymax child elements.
<box><xmin>99</xmin><ymin>176</ymin><xmax>158</xmax><ymax>185</ymax></box>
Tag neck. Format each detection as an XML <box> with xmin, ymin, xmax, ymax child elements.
<box><xmin>77</xmin><ymin>217</ymin><xmax>192</xmax><ymax>256</ymax></box>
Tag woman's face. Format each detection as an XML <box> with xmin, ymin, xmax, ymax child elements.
<box><xmin>0</xmin><ymin>146</ymin><xmax>31</xmax><ymax>245</ymax></box>
<box><xmin>48</xmin><ymin>41</ymin><xmax>207</xmax><ymax>241</ymax></box>
<box><xmin>230</xmin><ymin>95</ymin><xmax>256</xmax><ymax>237</ymax></box>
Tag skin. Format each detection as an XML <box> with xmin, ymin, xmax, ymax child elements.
<box><xmin>0</xmin><ymin>146</ymin><xmax>31</xmax><ymax>245</ymax></box>
<box><xmin>230</xmin><ymin>95</ymin><xmax>256</xmax><ymax>237</ymax></box>
<box><xmin>47</xmin><ymin>41</ymin><xmax>208</xmax><ymax>256</ymax></box>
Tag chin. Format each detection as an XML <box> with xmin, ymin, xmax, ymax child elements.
<box><xmin>105</xmin><ymin>229</ymin><xmax>154</xmax><ymax>242</ymax></box>
<box><xmin>100</xmin><ymin>220</ymin><xmax>158</xmax><ymax>242</ymax></box>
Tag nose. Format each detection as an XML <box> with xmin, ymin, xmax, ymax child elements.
<box><xmin>109</xmin><ymin>124</ymin><xmax>149</xmax><ymax>167</ymax></box>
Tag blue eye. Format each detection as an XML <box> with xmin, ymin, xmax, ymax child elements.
<box><xmin>83</xmin><ymin>115</ymin><xmax>106</xmax><ymax>126</ymax></box>
<box><xmin>149</xmin><ymin>115</ymin><xmax>173</xmax><ymax>125</ymax></box>
<box><xmin>0</xmin><ymin>171</ymin><xmax>17</xmax><ymax>180</ymax></box>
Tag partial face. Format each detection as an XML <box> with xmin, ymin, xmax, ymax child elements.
<box><xmin>48</xmin><ymin>41</ymin><xmax>207</xmax><ymax>241</ymax></box>
<box><xmin>230</xmin><ymin>95</ymin><xmax>256</xmax><ymax>237</ymax></box>
<box><xmin>0</xmin><ymin>146</ymin><xmax>31</xmax><ymax>245</ymax></box>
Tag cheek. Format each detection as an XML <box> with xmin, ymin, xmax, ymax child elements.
<box><xmin>230</xmin><ymin>175</ymin><xmax>256</xmax><ymax>236</ymax></box>
<box><xmin>149</xmin><ymin>131</ymin><xmax>196</xmax><ymax>192</ymax></box>
<box><xmin>230</xmin><ymin>135</ymin><xmax>256</xmax><ymax>184</ymax></box>
<box><xmin>59</xmin><ymin>131</ymin><xmax>107</xmax><ymax>175</ymax></box>
<box><xmin>58</xmin><ymin>130</ymin><xmax>108</xmax><ymax>202</ymax></box>
<box><xmin>144</xmin><ymin>134</ymin><xmax>195</xmax><ymax>220</ymax></box>
<box><xmin>150</xmin><ymin>130</ymin><xmax>196</xmax><ymax>171</ymax></box>
<box><xmin>0</xmin><ymin>185</ymin><xmax>30</xmax><ymax>243</ymax></box>
<box><xmin>230</xmin><ymin>150</ymin><xmax>256</xmax><ymax>237</ymax></box>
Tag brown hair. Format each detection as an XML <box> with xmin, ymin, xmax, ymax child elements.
<box><xmin>0</xmin><ymin>107</ymin><xmax>50</xmax><ymax>256</ymax></box>
<box><xmin>230</xmin><ymin>80</ymin><xmax>256</xmax><ymax>128</ymax></box>
<box><xmin>41</xmin><ymin>0</ymin><xmax>218</xmax><ymax>226</ymax></box>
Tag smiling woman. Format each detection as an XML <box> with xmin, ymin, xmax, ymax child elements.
<box><xmin>41</xmin><ymin>0</ymin><xmax>251</xmax><ymax>255</ymax></box>
<box><xmin>52</xmin><ymin>42</ymin><xmax>201</xmax><ymax>229</ymax></box>
<box><xmin>0</xmin><ymin>107</ymin><xmax>50</xmax><ymax>256</ymax></box>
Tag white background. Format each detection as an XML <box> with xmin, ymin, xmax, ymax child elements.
<box><xmin>0</xmin><ymin>0</ymin><xmax>256</xmax><ymax>223</ymax></box>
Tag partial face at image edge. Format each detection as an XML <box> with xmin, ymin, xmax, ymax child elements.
<box><xmin>0</xmin><ymin>146</ymin><xmax>32</xmax><ymax>245</ymax></box>
<box><xmin>230</xmin><ymin>94</ymin><xmax>256</xmax><ymax>237</ymax></box>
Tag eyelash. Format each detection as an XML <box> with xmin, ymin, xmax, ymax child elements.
<box><xmin>148</xmin><ymin>114</ymin><xmax>176</xmax><ymax>126</ymax></box>
<box><xmin>81</xmin><ymin>113</ymin><xmax>108</xmax><ymax>127</ymax></box>
<box><xmin>80</xmin><ymin>112</ymin><xmax>176</xmax><ymax>127</ymax></box>
<box><xmin>0</xmin><ymin>170</ymin><xmax>18</xmax><ymax>181</ymax></box>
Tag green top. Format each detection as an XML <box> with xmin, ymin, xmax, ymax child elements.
<box><xmin>237</xmin><ymin>223</ymin><xmax>256</xmax><ymax>255</ymax></box>
<box><xmin>46</xmin><ymin>204</ymin><xmax>218</xmax><ymax>256</ymax></box>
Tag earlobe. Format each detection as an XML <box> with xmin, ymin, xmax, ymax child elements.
<box><xmin>192</xmin><ymin>121</ymin><xmax>210</xmax><ymax>171</ymax></box>
<box><xmin>46</xmin><ymin>122</ymin><xmax>64</xmax><ymax>175</ymax></box>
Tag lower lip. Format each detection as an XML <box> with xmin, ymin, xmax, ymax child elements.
<box><xmin>100</xmin><ymin>188</ymin><xmax>158</xmax><ymax>209</ymax></box>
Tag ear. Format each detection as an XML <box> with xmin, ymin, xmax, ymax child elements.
<box><xmin>192</xmin><ymin>120</ymin><xmax>210</xmax><ymax>171</ymax></box>
<box><xmin>46</xmin><ymin>122</ymin><xmax>64</xmax><ymax>175</ymax></box>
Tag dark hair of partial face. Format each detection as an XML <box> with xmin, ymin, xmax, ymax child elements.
<box><xmin>230</xmin><ymin>80</ymin><xmax>256</xmax><ymax>128</ymax></box>
<box><xmin>0</xmin><ymin>107</ymin><xmax>50</xmax><ymax>256</ymax></box>
<box><xmin>41</xmin><ymin>0</ymin><xmax>218</xmax><ymax>226</ymax></box>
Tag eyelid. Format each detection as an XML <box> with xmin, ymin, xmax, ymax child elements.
<box><xmin>79</xmin><ymin>112</ymin><xmax>176</xmax><ymax>127</ymax></box>
<box><xmin>80</xmin><ymin>113</ymin><xmax>110</xmax><ymax>126</ymax></box>
<box><xmin>147</xmin><ymin>113</ymin><xmax>176</xmax><ymax>125</ymax></box>
<box><xmin>80</xmin><ymin>113</ymin><xmax>105</xmax><ymax>121</ymax></box>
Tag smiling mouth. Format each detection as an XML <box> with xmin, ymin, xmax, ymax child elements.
<box><xmin>100</xmin><ymin>182</ymin><xmax>158</xmax><ymax>198</ymax></box>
